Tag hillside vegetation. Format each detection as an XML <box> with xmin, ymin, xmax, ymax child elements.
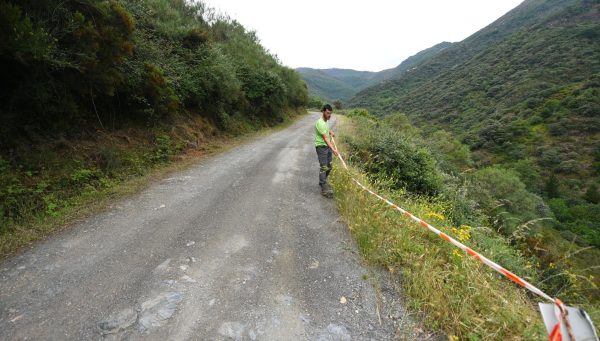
<box><xmin>333</xmin><ymin>111</ymin><xmax>599</xmax><ymax>339</ymax></box>
<box><xmin>0</xmin><ymin>0</ymin><xmax>307</xmax><ymax>255</ymax></box>
<box><xmin>297</xmin><ymin>42</ymin><xmax>452</xmax><ymax>102</ymax></box>
<box><xmin>349</xmin><ymin>0</ymin><xmax>600</xmax><ymax>252</ymax></box>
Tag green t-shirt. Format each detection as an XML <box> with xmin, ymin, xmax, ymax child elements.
<box><xmin>314</xmin><ymin>117</ymin><xmax>330</xmax><ymax>147</ymax></box>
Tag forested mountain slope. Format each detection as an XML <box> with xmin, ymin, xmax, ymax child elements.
<box><xmin>297</xmin><ymin>42</ymin><xmax>452</xmax><ymax>101</ymax></box>
<box><xmin>296</xmin><ymin>67</ymin><xmax>375</xmax><ymax>101</ymax></box>
<box><xmin>368</xmin><ymin>41</ymin><xmax>453</xmax><ymax>85</ymax></box>
<box><xmin>349</xmin><ymin>0</ymin><xmax>600</xmax><ymax>247</ymax></box>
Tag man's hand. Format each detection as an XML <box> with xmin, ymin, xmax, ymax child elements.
<box><xmin>323</xmin><ymin>134</ymin><xmax>339</xmax><ymax>156</ymax></box>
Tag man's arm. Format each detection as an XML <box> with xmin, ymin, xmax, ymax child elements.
<box><xmin>322</xmin><ymin>134</ymin><xmax>339</xmax><ymax>156</ymax></box>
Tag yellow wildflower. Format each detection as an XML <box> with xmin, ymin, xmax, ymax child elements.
<box><xmin>452</xmin><ymin>249</ymin><xmax>463</xmax><ymax>259</ymax></box>
<box><xmin>425</xmin><ymin>212</ymin><xmax>445</xmax><ymax>220</ymax></box>
<box><xmin>449</xmin><ymin>225</ymin><xmax>471</xmax><ymax>243</ymax></box>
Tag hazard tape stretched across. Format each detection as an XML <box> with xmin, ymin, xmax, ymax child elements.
<box><xmin>330</xmin><ymin>137</ymin><xmax>574</xmax><ymax>341</ymax></box>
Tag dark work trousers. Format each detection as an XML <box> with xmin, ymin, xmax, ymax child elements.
<box><xmin>316</xmin><ymin>146</ymin><xmax>333</xmax><ymax>188</ymax></box>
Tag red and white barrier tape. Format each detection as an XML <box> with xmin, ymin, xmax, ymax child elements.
<box><xmin>330</xmin><ymin>137</ymin><xmax>574</xmax><ymax>341</ymax></box>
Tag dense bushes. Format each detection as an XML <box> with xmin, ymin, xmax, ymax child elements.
<box><xmin>345</xmin><ymin>113</ymin><xmax>441</xmax><ymax>195</ymax></box>
<box><xmin>339</xmin><ymin>110</ymin><xmax>599</xmax><ymax>309</ymax></box>
<box><xmin>469</xmin><ymin>167</ymin><xmax>550</xmax><ymax>236</ymax></box>
<box><xmin>306</xmin><ymin>96</ymin><xmax>325</xmax><ymax>110</ymax></box>
<box><xmin>1</xmin><ymin>0</ymin><xmax>135</xmax><ymax>132</ymax></box>
<box><xmin>340</xmin><ymin>0</ymin><xmax>600</xmax><ymax>332</ymax></box>
<box><xmin>336</xmin><ymin>112</ymin><xmax>600</xmax><ymax>337</ymax></box>
<box><xmin>333</xmin><ymin>116</ymin><xmax>549</xmax><ymax>339</ymax></box>
<box><xmin>347</xmin><ymin>1</ymin><xmax>600</xmax><ymax>238</ymax></box>
<box><xmin>0</xmin><ymin>0</ymin><xmax>307</xmax><ymax>143</ymax></box>
<box><xmin>0</xmin><ymin>0</ymin><xmax>307</xmax><ymax>242</ymax></box>
<box><xmin>343</xmin><ymin>112</ymin><xmax>550</xmax><ymax>235</ymax></box>
<box><xmin>548</xmin><ymin>197</ymin><xmax>600</xmax><ymax>247</ymax></box>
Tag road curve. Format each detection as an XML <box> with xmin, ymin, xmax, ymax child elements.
<box><xmin>0</xmin><ymin>113</ymin><xmax>407</xmax><ymax>340</ymax></box>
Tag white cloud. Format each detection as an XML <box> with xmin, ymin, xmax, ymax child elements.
<box><xmin>204</xmin><ymin>0</ymin><xmax>523</xmax><ymax>71</ymax></box>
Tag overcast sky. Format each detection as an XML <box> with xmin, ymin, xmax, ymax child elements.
<box><xmin>203</xmin><ymin>0</ymin><xmax>524</xmax><ymax>72</ymax></box>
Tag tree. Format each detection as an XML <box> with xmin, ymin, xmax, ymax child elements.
<box><xmin>333</xmin><ymin>100</ymin><xmax>343</xmax><ymax>110</ymax></box>
<box><xmin>470</xmin><ymin>167</ymin><xmax>549</xmax><ymax>235</ymax></box>
<box><xmin>545</xmin><ymin>174</ymin><xmax>560</xmax><ymax>198</ymax></box>
<box><xmin>307</xmin><ymin>96</ymin><xmax>324</xmax><ymax>110</ymax></box>
<box><xmin>584</xmin><ymin>183</ymin><xmax>600</xmax><ymax>204</ymax></box>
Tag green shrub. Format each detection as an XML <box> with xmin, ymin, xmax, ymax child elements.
<box><xmin>345</xmin><ymin>119</ymin><xmax>442</xmax><ymax>195</ymax></box>
<box><xmin>548</xmin><ymin>198</ymin><xmax>572</xmax><ymax>221</ymax></box>
<box><xmin>70</xmin><ymin>168</ymin><xmax>101</xmax><ymax>186</ymax></box>
<box><xmin>346</xmin><ymin>108</ymin><xmax>376</xmax><ymax>120</ymax></box>
<box><xmin>307</xmin><ymin>96</ymin><xmax>324</xmax><ymax>110</ymax></box>
<box><xmin>142</xmin><ymin>63</ymin><xmax>180</xmax><ymax>120</ymax></box>
<box><xmin>584</xmin><ymin>183</ymin><xmax>600</xmax><ymax>204</ymax></box>
<box><xmin>469</xmin><ymin>167</ymin><xmax>550</xmax><ymax>237</ymax></box>
<box><xmin>151</xmin><ymin>134</ymin><xmax>174</xmax><ymax>162</ymax></box>
<box><xmin>427</xmin><ymin>130</ymin><xmax>473</xmax><ymax>174</ymax></box>
<box><xmin>0</xmin><ymin>157</ymin><xmax>28</xmax><ymax>228</ymax></box>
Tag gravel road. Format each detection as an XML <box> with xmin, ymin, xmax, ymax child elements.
<box><xmin>0</xmin><ymin>112</ymin><xmax>417</xmax><ymax>340</ymax></box>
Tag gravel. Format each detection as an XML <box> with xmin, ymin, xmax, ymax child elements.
<box><xmin>0</xmin><ymin>113</ymin><xmax>432</xmax><ymax>340</ymax></box>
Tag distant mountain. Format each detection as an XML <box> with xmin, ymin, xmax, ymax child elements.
<box><xmin>348</xmin><ymin>0</ymin><xmax>600</xmax><ymax>217</ymax></box>
<box><xmin>369</xmin><ymin>42</ymin><xmax>454</xmax><ymax>84</ymax></box>
<box><xmin>296</xmin><ymin>42</ymin><xmax>452</xmax><ymax>101</ymax></box>
<box><xmin>295</xmin><ymin>68</ymin><xmax>375</xmax><ymax>102</ymax></box>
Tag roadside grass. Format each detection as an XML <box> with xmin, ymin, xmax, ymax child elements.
<box><xmin>331</xmin><ymin>116</ymin><xmax>547</xmax><ymax>340</ymax></box>
<box><xmin>0</xmin><ymin>109</ymin><xmax>306</xmax><ymax>259</ymax></box>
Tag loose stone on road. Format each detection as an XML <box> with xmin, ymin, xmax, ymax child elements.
<box><xmin>0</xmin><ymin>113</ymin><xmax>422</xmax><ymax>340</ymax></box>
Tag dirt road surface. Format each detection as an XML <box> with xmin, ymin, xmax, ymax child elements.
<box><xmin>0</xmin><ymin>113</ymin><xmax>417</xmax><ymax>340</ymax></box>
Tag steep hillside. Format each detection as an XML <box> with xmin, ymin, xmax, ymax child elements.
<box><xmin>350</xmin><ymin>0</ymin><xmax>599</xmax><ymax>191</ymax></box>
<box><xmin>369</xmin><ymin>41</ymin><xmax>453</xmax><ymax>84</ymax></box>
<box><xmin>350</xmin><ymin>0</ymin><xmax>573</xmax><ymax>111</ymax></box>
<box><xmin>297</xmin><ymin>42</ymin><xmax>452</xmax><ymax>101</ymax></box>
<box><xmin>349</xmin><ymin>0</ymin><xmax>600</xmax><ymax>249</ymax></box>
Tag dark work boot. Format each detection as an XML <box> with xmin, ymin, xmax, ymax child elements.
<box><xmin>322</xmin><ymin>183</ymin><xmax>334</xmax><ymax>198</ymax></box>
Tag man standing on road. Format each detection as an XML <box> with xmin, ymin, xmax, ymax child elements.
<box><xmin>315</xmin><ymin>104</ymin><xmax>339</xmax><ymax>198</ymax></box>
